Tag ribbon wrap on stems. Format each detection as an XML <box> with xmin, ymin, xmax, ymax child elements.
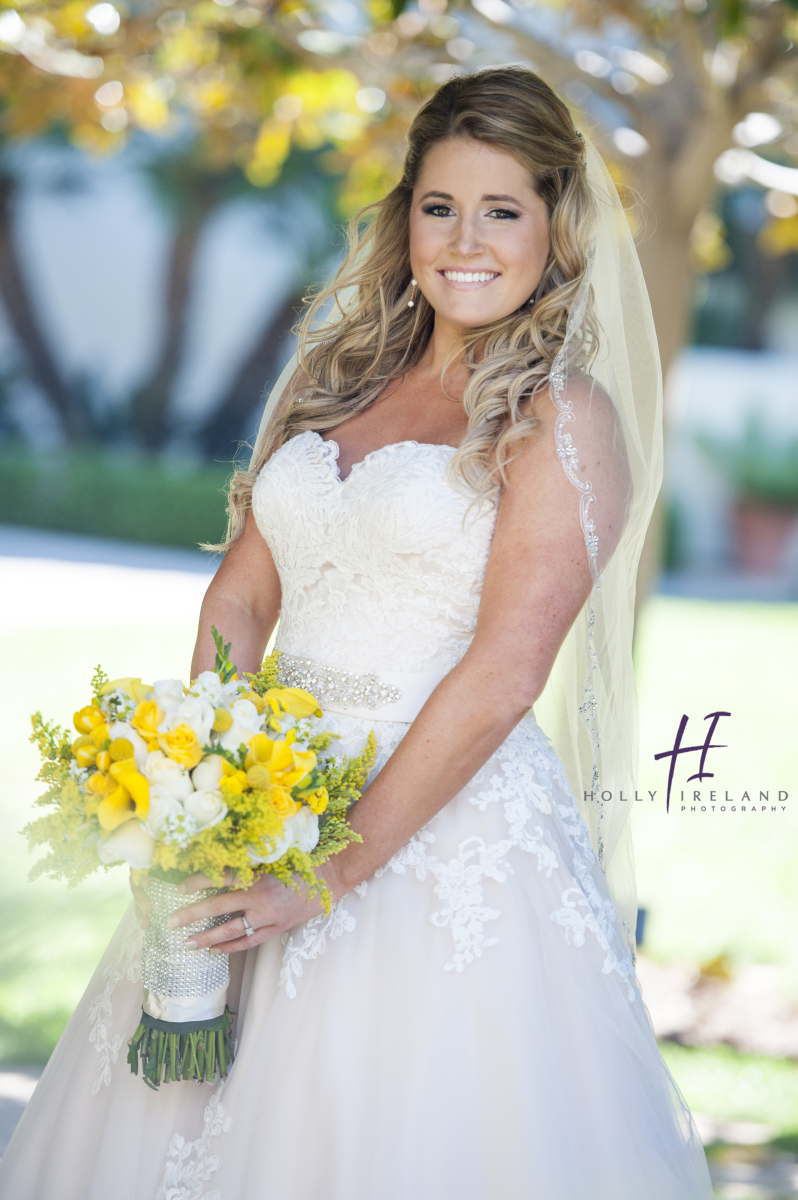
<box><xmin>127</xmin><ymin>877</ymin><xmax>235</xmax><ymax>1089</ymax></box>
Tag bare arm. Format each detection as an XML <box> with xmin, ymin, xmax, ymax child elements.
<box><xmin>191</xmin><ymin>509</ymin><xmax>282</xmax><ymax>680</ymax></box>
<box><xmin>175</xmin><ymin>386</ymin><xmax>626</xmax><ymax>950</ymax></box>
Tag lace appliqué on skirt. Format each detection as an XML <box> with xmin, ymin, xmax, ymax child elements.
<box><xmin>88</xmin><ymin>915</ymin><xmax>142</xmax><ymax>1095</ymax></box>
<box><xmin>157</xmin><ymin>1085</ymin><xmax>233</xmax><ymax>1200</ymax></box>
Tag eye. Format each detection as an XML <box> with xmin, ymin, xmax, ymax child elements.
<box><xmin>422</xmin><ymin>204</ymin><xmax>453</xmax><ymax>217</ymax></box>
<box><xmin>488</xmin><ymin>208</ymin><xmax>520</xmax><ymax>220</ymax></box>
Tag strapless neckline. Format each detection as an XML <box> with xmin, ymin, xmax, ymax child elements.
<box><xmin>312</xmin><ymin>430</ymin><xmax>458</xmax><ymax>484</ymax></box>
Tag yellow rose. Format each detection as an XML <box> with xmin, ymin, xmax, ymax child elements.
<box><xmin>85</xmin><ymin>770</ymin><xmax>115</xmax><ymax>797</ymax></box>
<box><xmin>157</xmin><ymin>723</ymin><xmax>202</xmax><ymax>769</ymax></box>
<box><xmin>73</xmin><ymin>705</ymin><xmax>105</xmax><ymax>735</ymax></box>
<box><xmin>263</xmin><ymin>688</ymin><xmax>322</xmax><ymax>719</ymax></box>
<box><xmin>268</xmin><ymin>786</ymin><xmax>298</xmax><ymax>818</ymax></box>
<box><xmin>131</xmin><ymin>700</ymin><xmax>165</xmax><ymax>744</ymax></box>
<box><xmin>72</xmin><ymin>734</ymin><xmax>98</xmax><ymax>768</ymax></box>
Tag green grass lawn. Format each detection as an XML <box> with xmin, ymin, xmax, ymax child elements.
<box><xmin>1</xmin><ymin>565</ymin><xmax>796</xmax><ymax>1143</ymax></box>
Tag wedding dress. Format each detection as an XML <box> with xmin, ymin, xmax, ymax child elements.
<box><xmin>0</xmin><ymin>427</ymin><xmax>714</xmax><ymax>1199</ymax></box>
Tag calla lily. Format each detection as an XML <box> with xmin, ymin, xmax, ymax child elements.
<box><xmin>244</xmin><ymin>735</ymin><xmax>316</xmax><ymax>789</ymax></box>
<box><xmin>97</xmin><ymin>785</ymin><xmax>136</xmax><ymax>831</ymax></box>
<box><xmin>109</xmin><ymin>757</ymin><xmax>150</xmax><ymax>819</ymax></box>
<box><xmin>263</xmin><ymin>688</ymin><xmax>322</xmax><ymax>719</ymax></box>
<box><xmin>100</xmin><ymin>677</ymin><xmax>153</xmax><ymax>703</ymax></box>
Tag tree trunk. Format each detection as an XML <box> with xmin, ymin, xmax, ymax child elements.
<box><xmin>131</xmin><ymin>200</ymin><xmax>216</xmax><ymax>450</ymax></box>
<box><xmin>197</xmin><ymin>289</ymin><xmax>302</xmax><ymax>461</ymax></box>
<box><xmin>0</xmin><ymin>173</ymin><xmax>84</xmax><ymax>439</ymax></box>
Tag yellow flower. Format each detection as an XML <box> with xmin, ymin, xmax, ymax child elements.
<box><xmin>212</xmin><ymin>708</ymin><xmax>232</xmax><ymax>732</ymax></box>
<box><xmin>131</xmin><ymin>699</ymin><xmax>165</xmax><ymax>744</ymax></box>
<box><xmin>158</xmin><ymin>723</ymin><xmax>202</xmax><ymax>769</ymax></box>
<box><xmin>262</xmin><ymin>688</ymin><xmax>322</xmax><ymax>720</ymax></box>
<box><xmin>238</xmin><ymin>690</ymin><xmax>266</xmax><ymax>714</ymax></box>
<box><xmin>246</xmin><ymin>764</ymin><xmax>271</xmax><ymax>790</ymax></box>
<box><xmin>244</xmin><ymin>732</ymin><xmax>273</xmax><ymax>770</ymax></box>
<box><xmin>269</xmin><ymin>786</ymin><xmax>298</xmax><ymax>818</ymax></box>
<box><xmin>100</xmin><ymin>677</ymin><xmax>153</xmax><ymax>703</ymax></box>
<box><xmin>107</xmin><ymin>757</ymin><xmax>150</xmax><ymax>822</ymax></box>
<box><xmin>306</xmin><ymin>786</ymin><xmax>329</xmax><ymax>815</ymax></box>
<box><xmin>219</xmin><ymin>764</ymin><xmax>248</xmax><ymax>796</ymax></box>
<box><xmin>85</xmin><ymin>770</ymin><xmax>115</xmax><ymax>798</ymax></box>
<box><xmin>89</xmin><ymin>722</ymin><xmax>110</xmax><ymax>747</ymax></box>
<box><xmin>72</xmin><ymin>734</ymin><xmax>98</xmax><ymax>768</ymax></box>
<box><xmin>97</xmin><ymin>786</ymin><xmax>137</xmax><ymax>831</ymax></box>
<box><xmin>109</xmin><ymin>737</ymin><xmax>134</xmax><ymax>761</ymax></box>
<box><xmin>73</xmin><ymin>705</ymin><xmax>105</xmax><ymax>735</ymax></box>
<box><xmin>95</xmin><ymin>750</ymin><xmax>112</xmax><ymax>773</ymax></box>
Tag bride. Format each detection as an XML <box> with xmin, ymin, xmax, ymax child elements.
<box><xmin>0</xmin><ymin>67</ymin><xmax>714</xmax><ymax>1199</ymax></box>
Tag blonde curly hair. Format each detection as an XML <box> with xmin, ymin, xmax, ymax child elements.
<box><xmin>212</xmin><ymin>66</ymin><xmax>597</xmax><ymax>552</ymax></box>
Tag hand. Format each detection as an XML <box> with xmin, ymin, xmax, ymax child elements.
<box><xmin>165</xmin><ymin>870</ymin><xmax>332</xmax><ymax>954</ymax></box>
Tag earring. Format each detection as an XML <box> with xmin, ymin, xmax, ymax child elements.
<box><xmin>407</xmin><ymin>278</ymin><xmax>417</xmax><ymax>308</ymax></box>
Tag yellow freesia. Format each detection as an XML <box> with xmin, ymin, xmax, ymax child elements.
<box><xmin>305</xmin><ymin>787</ymin><xmax>329</xmax><ymax>815</ymax></box>
<box><xmin>244</xmin><ymin>732</ymin><xmax>273</xmax><ymax>770</ymax></box>
<box><xmin>89</xmin><ymin>722</ymin><xmax>110</xmax><ymax>747</ymax></box>
<box><xmin>74</xmin><ymin>705</ymin><xmax>105</xmax><ymax>735</ymax></box>
<box><xmin>100</xmin><ymin>677</ymin><xmax>153</xmax><ymax>703</ymax></box>
<box><xmin>131</xmin><ymin>699</ymin><xmax>165</xmax><ymax>744</ymax></box>
<box><xmin>262</xmin><ymin>688</ymin><xmax>322</xmax><ymax>719</ymax></box>
<box><xmin>95</xmin><ymin>750</ymin><xmax>112</xmax><ymax>772</ymax></box>
<box><xmin>158</xmin><ymin>723</ymin><xmax>202</xmax><ymax>768</ymax></box>
<box><xmin>109</xmin><ymin>757</ymin><xmax>150</xmax><ymax>820</ymax></box>
<box><xmin>72</xmin><ymin>734</ymin><xmax>98</xmax><ymax>768</ymax></box>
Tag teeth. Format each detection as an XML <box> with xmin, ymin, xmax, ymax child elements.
<box><xmin>443</xmin><ymin>270</ymin><xmax>498</xmax><ymax>283</ymax></box>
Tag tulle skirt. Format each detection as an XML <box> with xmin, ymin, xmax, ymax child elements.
<box><xmin>0</xmin><ymin>714</ymin><xmax>714</xmax><ymax>1200</ymax></box>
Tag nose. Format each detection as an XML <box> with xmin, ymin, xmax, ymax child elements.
<box><xmin>448</xmin><ymin>212</ymin><xmax>484</xmax><ymax>258</ymax></box>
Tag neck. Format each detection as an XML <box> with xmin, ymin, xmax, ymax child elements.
<box><xmin>422</xmin><ymin>313</ymin><xmax>468</xmax><ymax>379</ymax></box>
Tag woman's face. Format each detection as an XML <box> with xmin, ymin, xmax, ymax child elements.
<box><xmin>409</xmin><ymin>137</ymin><xmax>551</xmax><ymax>330</ymax></box>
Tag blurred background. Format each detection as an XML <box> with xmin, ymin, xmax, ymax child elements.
<box><xmin>0</xmin><ymin>0</ymin><xmax>797</xmax><ymax>1194</ymax></box>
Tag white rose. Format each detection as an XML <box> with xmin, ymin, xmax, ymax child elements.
<box><xmin>144</xmin><ymin>783</ymin><xmax>187</xmax><ymax>837</ymax></box>
<box><xmin>285</xmin><ymin>807</ymin><xmax>320</xmax><ymax>853</ymax></box>
<box><xmin>98</xmin><ymin>819</ymin><xmax>156</xmax><ymax>869</ymax></box>
<box><xmin>183</xmin><ymin>789</ymin><xmax>227</xmax><ymax>830</ymax></box>
<box><xmin>166</xmin><ymin>695</ymin><xmax>214</xmax><ymax>747</ymax></box>
<box><xmin>191</xmin><ymin>754</ymin><xmax>226</xmax><ymax>791</ymax></box>
<box><xmin>217</xmin><ymin>698</ymin><xmax>264</xmax><ymax>753</ymax></box>
<box><xmin>153</xmin><ymin>679</ymin><xmax>184</xmax><ymax>723</ymax></box>
<box><xmin>107</xmin><ymin>721</ymin><xmax>149</xmax><ymax>771</ymax></box>
<box><xmin>144</xmin><ymin>751</ymin><xmax>193</xmax><ymax>800</ymax></box>
<box><xmin>247</xmin><ymin>831</ymin><xmax>291</xmax><ymax>865</ymax></box>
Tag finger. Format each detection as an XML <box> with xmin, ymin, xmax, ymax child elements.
<box><xmin>209</xmin><ymin>927</ymin><xmax>279</xmax><ymax>954</ymax></box>
<box><xmin>168</xmin><ymin>888</ymin><xmax>250</xmax><ymax>929</ymax></box>
<box><xmin>134</xmin><ymin>905</ymin><xmax>150</xmax><ymax>930</ymax></box>
<box><xmin>131</xmin><ymin>884</ymin><xmax>151</xmax><ymax>913</ymax></box>
<box><xmin>184</xmin><ymin>914</ymin><xmax>249</xmax><ymax>951</ymax></box>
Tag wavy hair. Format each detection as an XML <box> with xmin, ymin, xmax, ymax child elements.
<box><xmin>212</xmin><ymin>66</ymin><xmax>597</xmax><ymax>552</ymax></box>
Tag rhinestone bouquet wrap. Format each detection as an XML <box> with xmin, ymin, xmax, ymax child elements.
<box><xmin>127</xmin><ymin>878</ymin><xmax>235</xmax><ymax>1089</ymax></box>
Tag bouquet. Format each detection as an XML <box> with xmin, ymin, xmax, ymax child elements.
<box><xmin>25</xmin><ymin>629</ymin><xmax>373</xmax><ymax>1089</ymax></box>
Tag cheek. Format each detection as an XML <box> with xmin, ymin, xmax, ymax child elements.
<box><xmin>409</xmin><ymin>219</ymin><xmax>443</xmax><ymax>266</ymax></box>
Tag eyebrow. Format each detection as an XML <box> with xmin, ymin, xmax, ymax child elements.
<box><xmin>418</xmin><ymin>190</ymin><xmax>523</xmax><ymax>204</ymax></box>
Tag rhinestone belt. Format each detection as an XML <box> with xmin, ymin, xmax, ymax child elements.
<box><xmin>277</xmin><ymin>654</ymin><xmax>402</xmax><ymax>710</ymax></box>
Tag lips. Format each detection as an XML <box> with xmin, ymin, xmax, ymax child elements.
<box><xmin>440</xmin><ymin>269</ymin><xmax>500</xmax><ymax>284</ymax></box>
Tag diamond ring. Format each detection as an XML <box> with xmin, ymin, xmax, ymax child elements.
<box><xmin>241</xmin><ymin>916</ymin><xmax>255</xmax><ymax>939</ymax></box>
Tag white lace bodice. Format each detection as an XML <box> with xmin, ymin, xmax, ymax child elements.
<box><xmin>252</xmin><ymin>431</ymin><xmax>498</xmax><ymax>673</ymax></box>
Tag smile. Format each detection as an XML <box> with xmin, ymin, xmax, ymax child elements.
<box><xmin>440</xmin><ymin>270</ymin><xmax>500</xmax><ymax>284</ymax></box>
